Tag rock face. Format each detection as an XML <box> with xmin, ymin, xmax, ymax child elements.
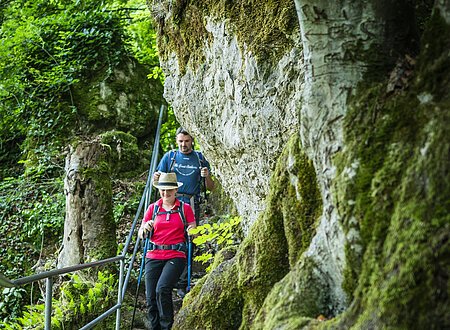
<box><xmin>163</xmin><ymin>18</ymin><xmax>303</xmax><ymax>231</ymax></box>
<box><xmin>73</xmin><ymin>59</ymin><xmax>164</xmax><ymax>140</ymax></box>
<box><xmin>152</xmin><ymin>1</ymin><xmax>449</xmax><ymax>329</ymax></box>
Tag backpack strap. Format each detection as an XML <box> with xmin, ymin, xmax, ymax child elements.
<box><xmin>194</xmin><ymin>151</ymin><xmax>205</xmax><ymax>168</ymax></box>
<box><xmin>169</xmin><ymin>150</ymin><xmax>177</xmax><ymax>172</ymax></box>
<box><xmin>144</xmin><ymin>204</ymin><xmax>159</xmax><ymax>240</ymax></box>
<box><xmin>178</xmin><ymin>201</ymin><xmax>187</xmax><ymax>227</ymax></box>
<box><xmin>155</xmin><ymin>201</ymin><xmax>187</xmax><ymax>228</ymax></box>
<box><xmin>152</xmin><ymin>204</ymin><xmax>159</xmax><ymax>221</ymax></box>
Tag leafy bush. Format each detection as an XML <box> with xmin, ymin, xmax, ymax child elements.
<box><xmin>190</xmin><ymin>215</ymin><xmax>242</xmax><ymax>272</ymax></box>
<box><xmin>159</xmin><ymin>107</ymin><xmax>180</xmax><ymax>152</ymax></box>
<box><xmin>0</xmin><ymin>287</ymin><xmax>27</xmax><ymax>323</ymax></box>
<box><xmin>0</xmin><ymin>0</ymin><xmax>129</xmax><ymax>176</ymax></box>
<box><xmin>0</xmin><ymin>176</ymin><xmax>65</xmax><ymax>276</ymax></box>
<box><xmin>0</xmin><ymin>0</ymin><xmax>163</xmax><ymax>325</ymax></box>
<box><xmin>0</xmin><ymin>175</ymin><xmax>65</xmax><ymax>322</ymax></box>
<box><xmin>0</xmin><ymin>271</ymin><xmax>117</xmax><ymax>329</ymax></box>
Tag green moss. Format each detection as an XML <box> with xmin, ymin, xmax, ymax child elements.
<box><xmin>209</xmin><ymin>245</ymin><xmax>238</xmax><ymax>272</ymax></box>
<box><xmin>173</xmin><ymin>133</ymin><xmax>322</xmax><ymax>329</ymax></box>
<box><xmin>331</xmin><ymin>10</ymin><xmax>450</xmax><ymax>329</ymax></box>
<box><xmin>281</xmin><ymin>134</ymin><xmax>322</xmax><ymax>266</ymax></box>
<box><xmin>72</xmin><ymin>59</ymin><xmax>163</xmax><ymax>137</ymax></box>
<box><xmin>100</xmin><ymin>130</ymin><xmax>143</xmax><ymax>177</ymax></box>
<box><xmin>252</xmin><ymin>258</ymin><xmax>330</xmax><ymax>330</ymax></box>
<box><xmin>173</xmin><ymin>259</ymin><xmax>244</xmax><ymax>330</ymax></box>
<box><xmin>415</xmin><ymin>10</ymin><xmax>450</xmax><ymax>100</ymax></box>
<box><xmin>153</xmin><ymin>0</ymin><xmax>298</xmax><ymax>74</ymax></box>
<box><xmin>236</xmin><ymin>135</ymin><xmax>308</xmax><ymax>328</ymax></box>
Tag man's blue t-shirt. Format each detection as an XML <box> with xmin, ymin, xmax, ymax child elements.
<box><xmin>156</xmin><ymin>150</ymin><xmax>210</xmax><ymax>203</ymax></box>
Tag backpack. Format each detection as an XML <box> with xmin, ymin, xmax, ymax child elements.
<box><xmin>152</xmin><ymin>201</ymin><xmax>187</xmax><ymax>228</ymax></box>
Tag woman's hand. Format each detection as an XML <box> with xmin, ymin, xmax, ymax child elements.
<box><xmin>138</xmin><ymin>220</ymin><xmax>154</xmax><ymax>239</ymax></box>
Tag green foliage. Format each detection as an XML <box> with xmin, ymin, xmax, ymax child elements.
<box><xmin>0</xmin><ymin>176</ymin><xmax>65</xmax><ymax>276</ymax></box>
<box><xmin>1</xmin><ymin>0</ymin><xmax>163</xmax><ymax>178</ymax></box>
<box><xmin>0</xmin><ymin>287</ymin><xmax>27</xmax><ymax>323</ymax></box>
<box><xmin>0</xmin><ymin>271</ymin><xmax>117</xmax><ymax>329</ymax></box>
<box><xmin>159</xmin><ymin>107</ymin><xmax>180</xmax><ymax>152</ymax></box>
<box><xmin>0</xmin><ymin>175</ymin><xmax>65</xmax><ymax>322</ymax></box>
<box><xmin>118</xmin><ymin>0</ymin><xmax>160</xmax><ymax>66</ymax></box>
<box><xmin>148</xmin><ymin>66</ymin><xmax>165</xmax><ymax>84</ymax></box>
<box><xmin>190</xmin><ymin>215</ymin><xmax>242</xmax><ymax>272</ymax></box>
<box><xmin>107</xmin><ymin>0</ymin><xmax>164</xmax><ymax>84</ymax></box>
<box><xmin>0</xmin><ymin>0</ymin><xmax>129</xmax><ymax>176</ymax></box>
<box><xmin>112</xmin><ymin>180</ymin><xmax>143</xmax><ymax>224</ymax></box>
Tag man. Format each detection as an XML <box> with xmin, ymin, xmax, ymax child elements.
<box><xmin>153</xmin><ymin>127</ymin><xmax>214</xmax><ymax>298</ymax></box>
<box><xmin>153</xmin><ymin>127</ymin><xmax>214</xmax><ymax>224</ymax></box>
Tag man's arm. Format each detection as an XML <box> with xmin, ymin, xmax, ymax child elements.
<box><xmin>153</xmin><ymin>151</ymin><xmax>170</xmax><ymax>181</ymax></box>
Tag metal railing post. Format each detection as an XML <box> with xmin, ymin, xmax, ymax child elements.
<box><xmin>44</xmin><ymin>277</ymin><xmax>53</xmax><ymax>330</ymax></box>
<box><xmin>115</xmin><ymin>259</ymin><xmax>124</xmax><ymax>330</ymax></box>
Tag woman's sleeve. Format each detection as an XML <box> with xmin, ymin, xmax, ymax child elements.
<box><xmin>142</xmin><ymin>204</ymin><xmax>155</xmax><ymax>224</ymax></box>
<box><xmin>183</xmin><ymin>202</ymin><xmax>196</xmax><ymax>224</ymax></box>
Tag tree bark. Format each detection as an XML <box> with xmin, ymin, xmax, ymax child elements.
<box><xmin>58</xmin><ymin>138</ymin><xmax>116</xmax><ymax>268</ymax></box>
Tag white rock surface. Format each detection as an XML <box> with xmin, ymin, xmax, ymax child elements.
<box><xmin>163</xmin><ymin>18</ymin><xmax>303</xmax><ymax>232</ymax></box>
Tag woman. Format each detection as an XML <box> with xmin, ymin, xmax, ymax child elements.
<box><xmin>138</xmin><ymin>172</ymin><xmax>196</xmax><ymax>330</ymax></box>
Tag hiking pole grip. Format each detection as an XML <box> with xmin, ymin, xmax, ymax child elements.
<box><xmin>203</xmin><ymin>176</ymin><xmax>207</xmax><ymax>200</ymax></box>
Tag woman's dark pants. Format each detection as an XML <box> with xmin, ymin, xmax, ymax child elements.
<box><xmin>145</xmin><ymin>257</ymin><xmax>186</xmax><ymax>330</ymax></box>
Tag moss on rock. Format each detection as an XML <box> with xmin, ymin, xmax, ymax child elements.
<box><xmin>252</xmin><ymin>257</ymin><xmax>330</xmax><ymax>330</ymax></box>
<box><xmin>173</xmin><ymin>258</ymin><xmax>244</xmax><ymax>330</ymax></box>
<box><xmin>72</xmin><ymin>59</ymin><xmax>163</xmax><ymax>137</ymax></box>
<box><xmin>209</xmin><ymin>245</ymin><xmax>239</xmax><ymax>273</ymax></box>
<box><xmin>331</xmin><ymin>10</ymin><xmax>450</xmax><ymax>330</ymax></box>
<box><xmin>99</xmin><ymin>130</ymin><xmax>148</xmax><ymax>178</ymax></box>
<box><xmin>152</xmin><ymin>0</ymin><xmax>298</xmax><ymax>74</ymax></box>
<box><xmin>174</xmin><ymin>133</ymin><xmax>322</xmax><ymax>329</ymax></box>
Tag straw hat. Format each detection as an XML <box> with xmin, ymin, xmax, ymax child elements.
<box><xmin>153</xmin><ymin>172</ymin><xmax>183</xmax><ymax>189</ymax></box>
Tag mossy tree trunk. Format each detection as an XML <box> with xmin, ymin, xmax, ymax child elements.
<box><xmin>58</xmin><ymin>138</ymin><xmax>116</xmax><ymax>268</ymax></box>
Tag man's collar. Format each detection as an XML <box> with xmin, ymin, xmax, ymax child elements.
<box><xmin>178</xmin><ymin>149</ymin><xmax>194</xmax><ymax>155</ymax></box>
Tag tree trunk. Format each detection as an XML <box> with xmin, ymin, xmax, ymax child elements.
<box><xmin>58</xmin><ymin>138</ymin><xmax>116</xmax><ymax>268</ymax></box>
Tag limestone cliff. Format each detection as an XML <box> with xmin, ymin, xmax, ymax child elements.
<box><xmin>150</xmin><ymin>1</ymin><xmax>449</xmax><ymax>329</ymax></box>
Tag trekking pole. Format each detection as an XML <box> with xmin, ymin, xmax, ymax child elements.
<box><xmin>186</xmin><ymin>235</ymin><xmax>193</xmax><ymax>292</ymax></box>
<box><xmin>203</xmin><ymin>177</ymin><xmax>208</xmax><ymax>203</ymax></box>
<box><xmin>130</xmin><ymin>235</ymin><xmax>150</xmax><ymax>329</ymax></box>
<box><xmin>202</xmin><ymin>176</ymin><xmax>213</xmax><ymax>218</ymax></box>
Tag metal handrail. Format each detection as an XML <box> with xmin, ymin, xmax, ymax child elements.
<box><xmin>1</xmin><ymin>104</ymin><xmax>166</xmax><ymax>330</ymax></box>
<box><xmin>5</xmin><ymin>256</ymin><xmax>123</xmax><ymax>287</ymax></box>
